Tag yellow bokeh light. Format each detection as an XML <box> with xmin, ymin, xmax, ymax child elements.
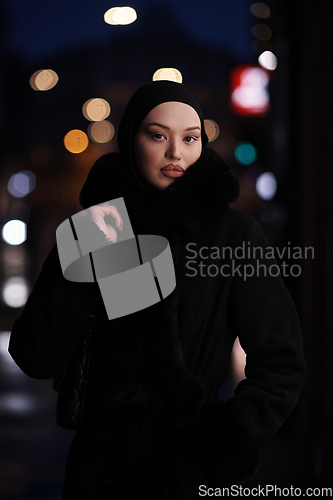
<box><xmin>250</xmin><ymin>2</ymin><xmax>271</xmax><ymax>18</ymax></box>
<box><xmin>29</xmin><ymin>70</ymin><xmax>40</xmax><ymax>91</ymax></box>
<box><xmin>30</xmin><ymin>69</ymin><xmax>58</xmax><ymax>91</ymax></box>
<box><xmin>88</xmin><ymin>121</ymin><xmax>115</xmax><ymax>143</ymax></box>
<box><xmin>82</xmin><ymin>98</ymin><xmax>111</xmax><ymax>121</ymax></box>
<box><xmin>64</xmin><ymin>130</ymin><xmax>89</xmax><ymax>154</ymax></box>
<box><xmin>36</xmin><ymin>70</ymin><xmax>58</xmax><ymax>90</ymax></box>
<box><xmin>152</xmin><ymin>68</ymin><xmax>183</xmax><ymax>83</ymax></box>
<box><xmin>204</xmin><ymin>120</ymin><xmax>220</xmax><ymax>143</ymax></box>
<box><xmin>104</xmin><ymin>6</ymin><xmax>137</xmax><ymax>25</ymax></box>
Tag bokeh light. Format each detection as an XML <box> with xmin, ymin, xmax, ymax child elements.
<box><xmin>104</xmin><ymin>7</ymin><xmax>119</xmax><ymax>24</ymax></box>
<box><xmin>231</xmin><ymin>66</ymin><xmax>270</xmax><ymax>116</ymax></box>
<box><xmin>204</xmin><ymin>119</ymin><xmax>220</xmax><ymax>142</ymax></box>
<box><xmin>113</xmin><ymin>6</ymin><xmax>137</xmax><ymax>24</ymax></box>
<box><xmin>2</xmin><ymin>220</ymin><xmax>27</xmax><ymax>245</ymax></box>
<box><xmin>82</xmin><ymin>98</ymin><xmax>111</xmax><ymax>121</ymax></box>
<box><xmin>0</xmin><ymin>331</ymin><xmax>25</xmax><ymax>377</ymax></box>
<box><xmin>0</xmin><ymin>393</ymin><xmax>40</xmax><ymax>416</ymax></box>
<box><xmin>0</xmin><ymin>332</ymin><xmax>10</xmax><ymax>355</ymax></box>
<box><xmin>7</xmin><ymin>171</ymin><xmax>36</xmax><ymax>198</ymax></box>
<box><xmin>30</xmin><ymin>69</ymin><xmax>58</xmax><ymax>91</ymax></box>
<box><xmin>64</xmin><ymin>130</ymin><xmax>89</xmax><ymax>154</ymax></box>
<box><xmin>251</xmin><ymin>23</ymin><xmax>272</xmax><ymax>41</ymax></box>
<box><xmin>250</xmin><ymin>2</ymin><xmax>271</xmax><ymax>18</ymax></box>
<box><xmin>258</xmin><ymin>51</ymin><xmax>278</xmax><ymax>71</ymax></box>
<box><xmin>88</xmin><ymin>120</ymin><xmax>115</xmax><ymax>143</ymax></box>
<box><xmin>152</xmin><ymin>68</ymin><xmax>183</xmax><ymax>83</ymax></box>
<box><xmin>104</xmin><ymin>6</ymin><xmax>137</xmax><ymax>25</ymax></box>
<box><xmin>2</xmin><ymin>277</ymin><xmax>29</xmax><ymax>308</ymax></box>
<box><xmin>29</xmin><ymin>70</ymin><xmax>40</xmax><ymax>91</ymax></box>
<box><xmin>256</xmin><ymin>172</ymin><xmax>277</xmax><ymax>200</ymax></box>
<box><xmin>235</xmin><ymin>141</ymin><xmax>258</xmax><ymax>165</ymax></box>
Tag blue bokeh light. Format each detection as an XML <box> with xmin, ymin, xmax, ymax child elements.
<box><xmin>234</xmin><ymin>141</ymin><xmax>258</xmax><ymax>165</ymax></box>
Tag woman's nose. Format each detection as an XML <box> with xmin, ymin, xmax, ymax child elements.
<box><xmin>166</xmin><ymin>140</ymin><xmax>181</xmax><ymax>160</ymax></box>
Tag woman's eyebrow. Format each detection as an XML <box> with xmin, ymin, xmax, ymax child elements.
<box><xmin>146</xmin><ymin>122</ymin><xmax>201</xmax><ymax>132</ymax></box>
<box><xmin>146</xmin><ymin>122</ymin><xmax>170</xmax><ymax>130</ymax></box>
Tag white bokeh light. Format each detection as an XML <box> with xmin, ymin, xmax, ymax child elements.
<box><xmin>2</xmin><ymin>277</ymin><xmax>29</xmax><ymax>308</ymax></box>
<box><xmin>2</xmin><ymin>220</ymin><xmax>27</xmax><ymax>245</ymax></box>
<box><xmin>0</xmin><ymin>332</ymin><xmax>10</xmax><ymax>354</ymax></box>
<box><xmin>7</xmin><ymin>171</ymin><xmax>36</xmax><ymax>198</ymax></box>
<box><xmin>258</xmin><ymin>51</ymin><xmax>278</xmax><ymax>70</ymax></box>
<box><xmin>256</xmin><ymin>172</ymin><xmax>277</xmax><ymax>200</ymax></box>
<box><xmin>0</xmin><ymin>331</ymin><xmax>26</xmax><ymax>376</ymax></box>
<box><xmin>0</xmin><ymin>393</ymin><xmax>39</xmax><ymax>416</ymax></box>
<box><xmin>104</xmin><ymin>6</ymin><xmax>137</xmax><ymax>25</ymax></box>
<box><xmin>113</xmin><ymin>6</ymin><xmax>137</xmax><ymax>24</ymax></box>
<box><xmin>231</xmin><ymin>67</ymin><xmax>270</xmax><ymax>113</ymax></box>
<box><xmin>152</xmin><ymin>68</ymin><xmax>183</xmax><ymax>83</ymax></box>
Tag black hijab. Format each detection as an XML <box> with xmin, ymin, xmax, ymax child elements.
<box><xmin>118</xmin><ymin>80</ymin><xmax>209</xmax><ymax>190</ymax></box>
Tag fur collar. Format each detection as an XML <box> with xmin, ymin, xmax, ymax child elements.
<box><xmin>79</xmin><ymin>146</ymin><xmax>239</xmax><ymax>237</ymax></box>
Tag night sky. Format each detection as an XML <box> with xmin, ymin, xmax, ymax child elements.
<box><xmin>2</xmin><ymin>0</ymin><xmax>256</xmax><ymax>64</ymax></box>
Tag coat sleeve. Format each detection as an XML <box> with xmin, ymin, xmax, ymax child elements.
<box><xmin>8</xmin><ymin>243</ymin><xmax>102</xmax><ymax>379</ymax></box>
<box><xmin>224</xmin><ymin>218</ymin><xmax>307</xmax><ymax>448</ymax></box>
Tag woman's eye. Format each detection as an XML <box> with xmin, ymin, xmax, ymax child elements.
<box><xmin>184</xmin><ymin>136</ymin><xmax>198</xmax><ymax>143</ymax></box>
<box><xmin>153</xmin><ymin>133</ymin><xmax>165</xmax><ymax>140</ymax></box>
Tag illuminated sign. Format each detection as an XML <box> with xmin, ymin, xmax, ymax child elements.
<box><xmin>230</xmin><ymin>66</ymin><xmax>270</xmax><ymax>116</ymax></box>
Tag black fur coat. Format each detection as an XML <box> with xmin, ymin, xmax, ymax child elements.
<box><xmin>9</xmin><ymin>147</ymin><xmax>306</xmax><ymax>499</ymax></box>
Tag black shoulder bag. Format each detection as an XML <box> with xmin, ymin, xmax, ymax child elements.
<box><xmin>53</xmin><ymin>314</ymin><xmax>95</xmax><ymax>430</ymax></box>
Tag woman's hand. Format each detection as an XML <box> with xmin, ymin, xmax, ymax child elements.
<box><xmin>86</xmin><ymin>203</ymin><xmax>123</xmax><ymax>243</ymax></box>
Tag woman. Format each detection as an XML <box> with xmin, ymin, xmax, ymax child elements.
<box><xmin>9</xmin><ymin>81</ymin><xmax>306</xmax><ymax>499</ymax></box>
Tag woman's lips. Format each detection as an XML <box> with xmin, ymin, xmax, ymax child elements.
<box><xmin>161</xmin><ymin>164</ymin><xmax>184</xmax><ymax>177</ymax></box>
<box><xmin>161</xmin><ymin>170</ymin><xmax>184</xmax><ymax>177</ymax></box>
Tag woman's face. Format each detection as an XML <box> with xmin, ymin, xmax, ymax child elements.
<box><xmin>133</xmin><ymin>101</ymin><xmax>202</xmax><ymax>190</ymax></box>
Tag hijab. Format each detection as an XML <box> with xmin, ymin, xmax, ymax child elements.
<box><xmin>118</xmin><ymin>80</ymin><xmax>209</xmax><ymax>190</ymax></box>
